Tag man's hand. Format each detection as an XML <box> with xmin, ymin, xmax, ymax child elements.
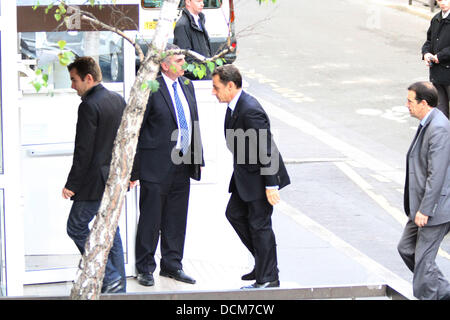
<box><xmin>415</xmin><ymin>211</ymin><xmax>429</xmax><ymax>228</ymax></box>
<box><xmin>266</xmin><ymin>188</ymin><xmax>280</xmax><ymax>206</ymax></box>
<box><xmin>424</xmin><ymin>53</ymin><xmax>438</xmax><ymax>66</ymax></box>
<box><xmin>129</xmin><ymin>180</ymin><xmax>139</xmax><ymax>189</ymax></box>
<box><xmin>62</xmin><ymin>187</ymin><xmax>75</xmax><ymax>199</ymax></box>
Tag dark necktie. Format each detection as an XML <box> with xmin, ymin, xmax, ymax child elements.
<box><xmin>225</xmin><ymin>106</ymin><xmax>232</xmax><ymax>129</ymax></box>
<box><xmin>172</xmin><ymin>81</ymin><xmax>189</xmax><ymax>154</ymax></box>
<box><xmin>404</xmin><ymin>124</ymin><xmax>423</xmax><ymax>215</ymax></box>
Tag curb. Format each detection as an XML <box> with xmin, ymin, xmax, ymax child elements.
<box><xmin>384</xmin><ymin>2</ymin><xmax>435</xmax><ymax>20</ymax></box>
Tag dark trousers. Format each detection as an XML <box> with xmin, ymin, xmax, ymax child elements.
<box><xmin>135</xmin><ymin>164</ymin><xmax>191</xmax><ymax>274</ymax></box>
<box><xmin>226</xmin><ymin>192</ymin><xmax>279</xmax><ymax>283</ymax></box>
<box><xmin>434</xmin><ymin>83</ymin><xmax>450</xmax><ymax>118</ymax></box>
<box><xmin>67</xmin><ymin>200</ymin><xmax>126</xmax><ymax>291</ymax></box>
<box><xmin>398</xmin><ymin>219</ymin><xmax>450</xmax><ymax>300</ymax></box>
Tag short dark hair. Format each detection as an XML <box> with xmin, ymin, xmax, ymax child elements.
<box><xmin>212</xmin><ymin>64</ymin><xmax>242</xmax><ymax>89</ymax></box>
<box><xmin>407</xmin><ymin>81</ymin><xmax>438</xmax><ymax>107</ymax></box>
<box><xmin>68</xmin><ymin>56</ymin><xmax>102</xmax><ymax>82</ymax></box>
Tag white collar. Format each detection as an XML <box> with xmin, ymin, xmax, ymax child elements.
<box><xmin>162</xmin><ymin>72</ymin><xmax>178</xmax><ymax>88</ymax></box>
<box><xmin>420</xmin><ymin>108</ymin><xmax>433</xmax><ymax>126</ymax></box>
<box><xmin>228</xmin><ymin>89</ymin><xmax>243</xmax><ymax>112</ymax></box>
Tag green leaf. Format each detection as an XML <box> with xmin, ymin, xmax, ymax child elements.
<box><xmin>184</xmin><ymin>79</ymin><xmax>190</xmax><ymax>85</ymax></box>
<box><xmin>187</xmin><ymin>64</ymin><xmax>195</xmax><ymax>72</ymax></box>
<box><xmin>206</xmin><ymin>61</ymin><xmax>215</xmax><ymax>73</ymax></box>
<box><xmin>140</xmin><ymin>82</ymin><xmax>148</xmax><ymax>91</ymax></box>
<box><xmin>32</xmin><ymin>1</ymin><xmax>40</xmax><ymax>10</ymax></box>
<box><xmin>32</xmin><ymin>81</ymin><xmax>42</xmax><ymax>92</ymax></box>
<box><xmin>58</xmin><ymin>51</ymin><xmax>75</xmax><ymax>66</ymax></box>
<box><xmin>45</xmin><ymin>3</ymin><xmax>53</xmax><ymax>14</ymax></box>
<box><xmin>54</xmin><ymin>13</ymin><xmax>61</xmax><ymax>21</ymax></box>
<box><xmin>148</xmin><ymin>80</ymin><xmax>160</xmax><ymax>93</ymax></box>
<box><xmin>215</xmin><ymin>58</ymin><xmax>224</xmax><ymax>66</ymax></box>
<box><xmin>196</xmin><ymin>64</ymin><xmax>206</xmax><ymax>79</ymax></box>
<box><xmin>58</xmin><ymin>4</ymin><xmax>66</xmax><ymax>15</ymax></box>
<box><xmin>57</xmin><ymin>40</ymin><xmax>67</xmax><ymax>50</ymax></box>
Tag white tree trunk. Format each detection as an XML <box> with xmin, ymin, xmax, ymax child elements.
<box><xmin>70</xmin><ymin>0</ymin><xmax>181</xmax><ymax>300</ymax></box>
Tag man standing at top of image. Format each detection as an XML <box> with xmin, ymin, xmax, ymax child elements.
<box><xmin>422</xmin><ymin>0</ymin><xmax>450</xmax><ymax>118</ymax></box>
<box><xmin>174</xmin><ymin>0</ymin><xmax>212</xmax><ymax>80</ymax></box>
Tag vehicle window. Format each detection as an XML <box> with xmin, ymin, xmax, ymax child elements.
<box><xmin>19</xmin><ymin>30</ymin><xmax>124</xmax><ymax>87</ymax></box>
<box><xmin>141</xmin><ymin>0</ymin><xmax>222</xmax><ymax>9</ymax></box>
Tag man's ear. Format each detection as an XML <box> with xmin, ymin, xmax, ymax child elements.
<box><xmin>160</xmin><ymin>62</ymin><xmax>168</xmax><ymax>73</ymax></box>
<box><xmin>85</xmin><ymin>73</ymin><xmax>95</xmax><ymax>83</ymax></box>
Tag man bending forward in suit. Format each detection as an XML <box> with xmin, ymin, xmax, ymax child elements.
<box><xmin>131</xmin><ymin>44</ymin><xmax>204</xmax><ymax>287</ymax></box>
<box><xmin>212</xmin><ymin>65</ymin><xmax>290</xmax><ymax>289</ymax></box>
<box><xmin>63</xmin><ymin>57</ymin><xmax>126</xmax><ymax>294</ymax></box>
<box><xmin>398</xmin><ymin>81</ymin><xmax>450</xmax><ymax>300</ymax></box>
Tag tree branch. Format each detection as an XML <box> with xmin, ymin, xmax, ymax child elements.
<box><xmin>64</xmin><ymin>5</ymin><xmax>145</xmax><ymax>62</ymax></box>
<box><xmin>165</xmin><ymin>46</ymin><xmax>235</xmax><ymax>63</ymax></box>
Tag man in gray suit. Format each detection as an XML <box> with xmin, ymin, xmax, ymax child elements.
<box><xmin>398</xmin><ymin>81</ymin><xmax>450</xmax><ymax>300</ymax></box>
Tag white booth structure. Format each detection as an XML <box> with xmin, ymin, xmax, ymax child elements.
<box><xmin>0</xmin><ymin>1</ymin><xmax>242</xmax><ymax>297</ymax></box>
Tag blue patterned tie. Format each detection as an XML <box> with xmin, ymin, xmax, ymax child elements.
<box><xmin>172</xmin><ymin>81</ymin><xmax>189</xmax><ymax>154</ymax></box>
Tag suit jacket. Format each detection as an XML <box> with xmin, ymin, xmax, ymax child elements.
<box><xmin>422</xmin><ymin>12</ymin><xmax>450</xmax><ymax>85</ymax></box>
<box><xmin>65</xmin><ymin>84</ymin><xmax>126</xmax><ymax>201</ymax></box>
<box><xmin>404</xmin><ymin>108</ymin><xmax>450</xmax><ymax>226</ymax></box>
<box><xmin>225</xmin><ymin>91</ymin><xmax>290</xmax><ymax>202</ymax></box>
<box><xmin>132</xmin><ymin>75</ymin><xmax>204</xmax><ymax>183</ymax></box>
<box><xmin>174</xmin><ymin>8</ymin><xmax>212</xmax><ymax>60</ymax></box>
<box><xmin>173</xmin><ymin>8</ymin><xmax>212</xmax><ymax>80</ymax></box>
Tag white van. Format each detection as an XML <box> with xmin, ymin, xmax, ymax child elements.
<box><xmin>139</xmin><ymin>0</ymin><xmax>237</xmax><ymax>63</ymax></box>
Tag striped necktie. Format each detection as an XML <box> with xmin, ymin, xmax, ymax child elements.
<box><xmin>172</xmin><ymin>81</ymin><xmax>189</xmax><ymax>154</ymax></box>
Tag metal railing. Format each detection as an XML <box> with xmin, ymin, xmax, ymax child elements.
<box><xmin>409</xmin><ymin>0</ymin><xmax>438</xmax><ymax>12</ymax></box>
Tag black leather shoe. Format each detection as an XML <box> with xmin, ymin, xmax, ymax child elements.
<box><xmin>241</xmin><ymin>269</ymin><xmax>256</xmax><ymax>281</ymax></box>
<box><xmin>137</xmin><ymin>273</ymin><xmax>154</xmax><ymax>286</ymax></box>
<box><xmin>160</xmin><ymin>269</ymin><xmax>196</xmax><ymax>284</ymax></box>
<box><xmin>102</xmin><ymin>278</ymin><xmax>126</xmax><ymax>294</ymax></box>
<box><xmin>241</xmin><ymin>280</ymin><xmax>280</xmax><ymax>289</ymax></box>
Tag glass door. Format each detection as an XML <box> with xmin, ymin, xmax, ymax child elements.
<box><xmin>18</xmin><ymin>30</ymin><xmax>138</xmax><ymax>285</ymax></box>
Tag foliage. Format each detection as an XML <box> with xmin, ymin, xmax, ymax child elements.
<box><xmin>29</xmin><ymin>0</ymin><xmax>275</xmax><ymax>91</ymax></box>
<box><xmin>257</xmin><ymin>0</ymin><xmax>277</xmax><ymax>4</ymax></box>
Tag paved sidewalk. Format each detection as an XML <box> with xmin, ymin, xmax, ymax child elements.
<box><xmin>21</xmin><ymin>77</ymin><xmax>416</xmax><ymax>300</ymax></box>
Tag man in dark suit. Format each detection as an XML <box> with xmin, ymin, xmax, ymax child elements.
<box><xmin>131</xmin><ymin>44</ymin><xmax>204</xmax><ymax>287</ymax></box>
<box><xmin>398</xmin><ymin>81</ymin><xmax>450</xmax><ymax>300</ymax></box>
<box><xmin>422</xmin><ymin>0</ymin><xmax>450</xmax><ymax>118</ymax></box>
<box><xmin>173</xmin><ymin>0</ymin><xmax>212</xmax><ymax>80</ymax></box>
<box><xmin>63</xmin><ymin>56</ymin><xmax>126</xmax><ymax>294</ymax></box>
<box><xmin>211</xmin><ymin>65</ymin><xmax>290</xmax><ymax>289</ymax></box>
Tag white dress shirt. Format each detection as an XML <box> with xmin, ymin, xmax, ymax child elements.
<box><xmin>162</xmin><ymin>73</ymin><xmax>192</xmax><ymax>149</ymax></box>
